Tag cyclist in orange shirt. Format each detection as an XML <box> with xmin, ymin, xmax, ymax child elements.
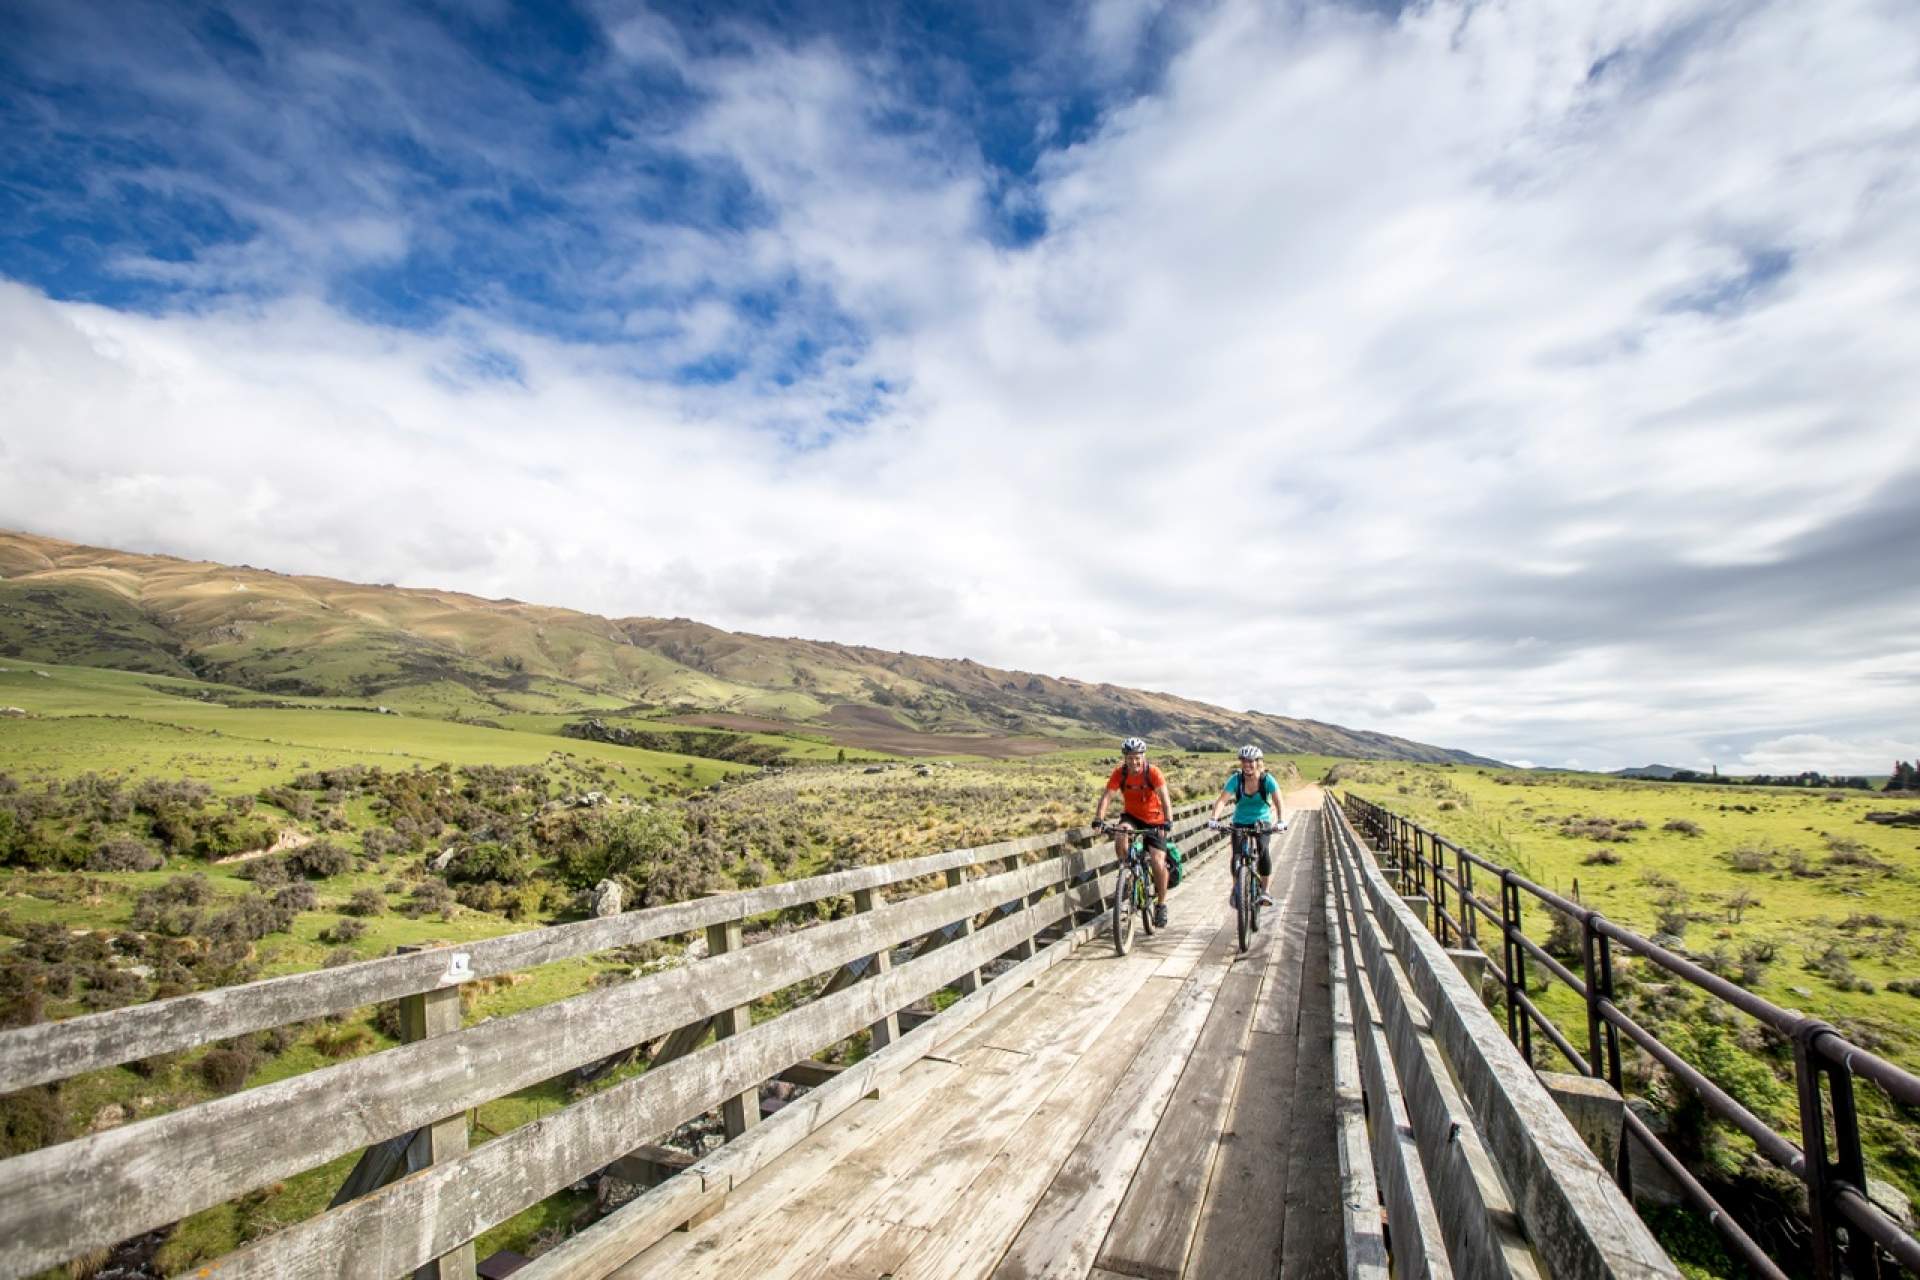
<box><xmin>1093</xmin><ymin>737</ymin><xmax>1175</xmax><ymax>926</ymax></box>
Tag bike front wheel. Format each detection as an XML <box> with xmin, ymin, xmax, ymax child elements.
<box><xmin>1112</xmin><ymin>867</ymin><xmax>1137</xmax><ymax>956</ymax></box>
<box><xmin>1235</xmin><ymin>862</ymin><xmax>1253</xmax><ymax>952</ymax></box>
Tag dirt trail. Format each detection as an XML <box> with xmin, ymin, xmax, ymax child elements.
<box><xmin>213</xmin><ymin>828</ymin><xmax>312</xmax><ymax>865</ymax></box>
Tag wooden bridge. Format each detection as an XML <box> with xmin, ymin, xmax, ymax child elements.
<box><xmin>0</xmin><ymin>790</ymin><xmax>1693</xmax><ymax>1278</ymax></box>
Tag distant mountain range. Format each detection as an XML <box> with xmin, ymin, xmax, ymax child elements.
<box><xmin>0</xmin><ymin>530</ymin><xmax>1499</xmax><ymax>764</ymax></box>
<box><xmin>1610</xmin><ymin>764</ymin><xmax>1687</xmax><ymax>780</ymax></box>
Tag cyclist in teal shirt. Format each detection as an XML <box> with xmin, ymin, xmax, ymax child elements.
<box><xmin>1207</xmin><ymin>745</ymin><xmax>1286</xmax><ymax>907</ymax></box>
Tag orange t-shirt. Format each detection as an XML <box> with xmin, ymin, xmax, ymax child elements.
<box><xmin>1107</xmin><ymin>763</ymin><xmax>1168</xmax><ymax>825</ymax></box>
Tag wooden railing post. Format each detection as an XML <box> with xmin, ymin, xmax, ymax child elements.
<box><xmin>396</xmin><ymin>945</ymin><xmax>477</xmax><ymax>1280</ymax></box>
<box><xmin>705</xmin><ymin>918</ymin><xmax>760</xmax><ymax>1141</ymax></box>
<box><xmin>853</xmin><ymin>887</ymin><xmax>900</xmax><ymax>1052</ymax></box>
<box><xmin>1004</xmin><ymin>853</ymin><xmax>1037</xmax><ymax>961</ymax></box>
<box><xmin>945</xmin><ymin>867</ymin><xmax>981</xmax><ymax>995</ymax></box>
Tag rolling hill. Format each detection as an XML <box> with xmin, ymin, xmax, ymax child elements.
<box><xmin>0</xmin><ymin>529</ymin><xmax>1495</xmax><ymax>763</ymax></box>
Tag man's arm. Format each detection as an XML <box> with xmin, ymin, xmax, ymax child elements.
<box><xmin>1094</xmin><ymin>783</ymin><xmax>1116</xmax><ymax>825</ymax></box>
<box><xmin>1155</xmin><ymin>772</ymin><xmax>1174</xmax><ymax>825</ymax></box>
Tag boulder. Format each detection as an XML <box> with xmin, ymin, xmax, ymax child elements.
<box><xmin>590</xmin><ymin>879</ymin><xmax>624</xmax><ymax>917</ymax></box>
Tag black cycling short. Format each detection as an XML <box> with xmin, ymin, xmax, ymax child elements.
<box><xmin>1118</xmin><ymin>817</ymin><xmax>1169</xmax><ymax>854</ymax></box>
<box><xmin>1234</xmin><ymin>827</ymin><xmax>1273</xmax><ymax>877</ymax></box>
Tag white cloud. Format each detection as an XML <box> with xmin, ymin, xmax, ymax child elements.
<box><xmin>3</xmin><ymin>0</ymin><xmax>1920</xmax><ymax>770</ymax></box>
<box><xmin>1735</xmin><ymin>735</ymin><xmax>1920</xmax><ymax>779</ymax></box>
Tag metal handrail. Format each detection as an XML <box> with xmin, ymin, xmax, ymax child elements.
<box><xmin>1340</xmin><ymin>792</ymin><xmax>1920</xmax><ymax>1279</ymax></box>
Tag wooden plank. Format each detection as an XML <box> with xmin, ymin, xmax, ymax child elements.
<box><xmin>1280</xmin><ymin>841</ymin><xmax>1351</xmax><ymax>1280</ymax></box>
<box><xmin>604</xmin><ymin>1057</ymin><xmax>968</xmax><ymax>1280</ymax></box>
<box><xmin>1317</xmin><ymin>817</ymin><xmax>1390</xmax><ymax>1280</ymax></box>
<box><xmin>891</xmin><ymin>973</ymin><xmax>1185</xmax><ymax>1280</ymax></box>
<box><xmin>150</xmin><ymin>893</ymin><xmax>1078</xmax><ymax>1280</ymax></box>
<box><xmin>1183</xmin><ymin>833</ymin><xmax>1316</xmax><ymax>1278</ymax></box>
<box><xmin>792</xmin><ymin>1216</ymin><xmax>930</xmax><ymax>1280</ymax></box>
<box><xmin>606</xmin><ymin>934</ymin><xmax>1135</xmax><ymax>1280</ymax></box>
<box><xmin>1327</xmin><ymin>837</ymin><xmax>1451</xmax><ymax>1280</ymax></box>
<box><xmin>777</xmin><ymin>1060</ymin><xmax>845</xmax><ymax>1088</ymax></box>
<box><xmin>0</xmin><ymin>829</ymin><xmax>1053</xmax><ymax>1093</ymax></box>
<box><xmin>1095</xmin><ymin>961</ymin><xmax>1263</xmax><ymax>1279</ymax></box>
<box><xmin>0</xmin><ymin>846</ymin><xmax>1107</xmax><ymax>1276</ymax></box>
<box><xmin>990</xmin><ymin>925</ymin><xmax>1237</xmax><ymax>1280</ymax></box>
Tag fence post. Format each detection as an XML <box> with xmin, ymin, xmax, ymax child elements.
<box><xmin>1460</xmin><ymin>853</ymin><xmax>1478</xmax><ymax>949</ymax></box>
<box><xmin>1794</xmin><ymin>1021</ymin><xmax>1880</xmax><ymax>1279</ymax></box>
<box><xmin>1581</xmin><ymin>914</ymin><xmax>1604</xmax><ymax>1080</ymax></box>
<box><xmin>1597</xmin><ymin>930</ymin><xmax>1631</xmax><ymax>1197</ymax></box>
<box><xmin>1005</xmin><ymin>853</ymin><xmax>1037</xmax><ymax>961</ymax></box>
<box><xmin>395</xmin><ymin>945</ymin><xmax>477</xmax><ymax>1280</ymax></box>
<box><xmin>705</xmin><ymin>917</ymin><xmax>760</xmax><ymax>1141</ymax></box>
<box><xmin>854</xmin><ymin>887</ymin><xmax>901</xmax><ymax>1053</ymax></box>
<box><xmin>945</xmin><ymin>867</ymin><xmax>981</xmax><ymax>995</ymax></box>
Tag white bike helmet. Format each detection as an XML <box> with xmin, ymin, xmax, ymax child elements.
<box><xmin>1238</xmin><ymin>744</ymin><xmax>1264</xmax><ymax>761</ymax></box>
<box><xmin>1121</xmin><ymin>737</ymin><xmax>1147</xmax><ymax>754</ymax></box>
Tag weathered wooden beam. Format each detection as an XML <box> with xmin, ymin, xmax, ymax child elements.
<box><xmin>649</xmin><ymin>1017</ymin><xmax>715</xmax><ymax>1068</ymax></box>
<box><xmin>200</xmin><ymin>887</ymin><xmax>1078</xmax><ymax>1279</ymax></box>
<box><xmin>944</xmin><ymin>868</ymin><xmax>980</xmax><ymax>996</ymax></box>
<box><xmin>0</xmin><ymin>817</ymin><xmax>1148</xmax><ymax>1092</ymax></box>
<box><xmin>776</xmin><ymin>1059</ymin><xmax>845</xmax><ymax>1088</ymax></box>
<box><xmin>607</xmin><ymin>1145</ymin><xmax>696</xmax><ymax>1188</ymax></box>
<box><xmin>395</xmin><ymin>951</ymin><xmax>477</xmax><ymax>1280</ymax></box>
<box><xmin>854</xmin><ymin>886</ymin><xmax>901</xmax><ymax>1053</ymax></box>
<box><xmin>516</xmin><ymin>905</ymin><xmax>1111</xmax><ymax>1280</ymax></box>
<box><xmin>706</xmin><ymin>918</ymin><xmax>759</xmax><ymax>1142</ymax></box>
<box><xmin>0</xmin><ymin>843</ymin><xmax>1113</xmax><ymax>1278</ymax></box>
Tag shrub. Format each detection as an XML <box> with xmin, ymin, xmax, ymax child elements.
<box><xmin>202</xmin><ymin>893</ymin><xmax>296</xmax><ymax>945</ymax></box>
<box><xmin>404</xmin><ymin>880</ymin><xmax>455</xmax><ymax>920</ymax></box>
<box><xmin>1723</xmin><ymin>888</ymin><xmax>1761</xmax><ymax>925</ymax></box>
<box><xmin>198</xmin><ymin>1044</ymin><xmax>261</xmax><ymax>1094</ymax></box>
<box><xmin>313</xmin><ymin>1026</ymin><xmax>373</xmax><ymax>1058</ymax></box>
<box><xmin>238</xmin><ymin>855</ymin><xmax>292</xmax><ymax>887</ymax></box>
<box><xmin>445</xmin><ymin>839</ymin><xmax>533</xmax><ymax>887</ymax></box>
<box><xmin>87</xmin><ymin>835</ymin><xmax>164</xmax><ymax>872</ymax></box>
<box><xmin>1581</xmin><ymin>847</ymin><xmax>1622</xmax><ymax>866</ymax></box>
<box><xmin>1726</xmin><ymin>846</ymin><xmax>1772</xmax><ymax>873</ymax></box>
<box><xmin>1735</xmin><ymin>939</ymin><xmax>1776</xmax><ymax>986</ymax></box>
<box><xmin>273</xmin><ymin>883</ymin><xmax>317</xmax><ymax>913</ymax></box>
<box><xmin>342</xmin><ymin>887</ymin><xmax>386</xmax><ymax>917</ymax></box>
<box><xmin>131</xmin><ymin>874</ymin><xmax>216</xmax><ymax>935</ymax></box>
<box><xmin>0</xmin><ymin>1085</ymin><xmax>67</xmax><ymax>1157</ymax></box>
<box><xmin>320</xmin><ymin>918</ymin><xmax>366</xmax><ymax>944</ymax></box>
<box><xmin>1662</xmin><ymin>819</ymin><xmax>1702</xmax><ymax>837</ymax></box>
<box><xmin>287</xmin><ymin>840</ymin><xmax>352</xmax><ymax>879</ymax></box>
<box><xmin>322</xmin><ymin>946</ymin><xmax>358</xmax><ymax>968</ymax></box>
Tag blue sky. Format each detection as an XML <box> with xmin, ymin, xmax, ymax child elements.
<box><xmin>3</xmin><ymin>0</ymin><xmax>1919</xmax><ymax>772</ymax></box>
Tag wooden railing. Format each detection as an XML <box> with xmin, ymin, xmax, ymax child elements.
<box><xmin>0</xmin><ymin>802</ymin><xmax>1221</xmax><ymax>1279</ymax></box>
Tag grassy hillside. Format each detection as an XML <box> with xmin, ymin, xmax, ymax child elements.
<box><xmin>1328</xmin><ymin>760</ymin><xmax>1920</xmax><ymax>1274</ymax></box>
<box><xmin>0</xmin><ymin>529</ymin><xmax>1491</xmax><ymax>763</ymax></box>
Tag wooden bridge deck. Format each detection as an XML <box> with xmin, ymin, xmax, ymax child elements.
<box><xmin>613</xmin><ymin>795</ymin><xmax>1339</xmax><ymax>1280</ymax></box>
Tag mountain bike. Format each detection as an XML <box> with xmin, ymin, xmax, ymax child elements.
<box><xmin>1214</xmin><ymin>820</ymin><xmax>1280</xmax><ymax>953</ymax></box>
<box><xmin>1100</xmin><ymin>821</ymin><xmax>1159</xmax><ymax>956</ymax></box>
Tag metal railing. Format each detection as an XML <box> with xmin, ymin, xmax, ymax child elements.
<box><xmin>1341</xmin><ymin>792</ymin><xmax>1920</xmax><ymax>1280</ymax></box>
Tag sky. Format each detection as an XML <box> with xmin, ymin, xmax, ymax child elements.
<box><xmin>2</xmin><ymin>0</ymin><xmax>1918</xmax><ymax>774</ymax></box>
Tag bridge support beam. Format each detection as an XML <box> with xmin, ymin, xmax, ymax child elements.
<box><xmin>1400</xmin><ymin>893</ymin><xmax>1430</xmax><ymax>930</ymax></box>
<box><xmin>1446</xmin><ymin>947</ymin><xmax>1489</xmax><ymax>993</ymax></box>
